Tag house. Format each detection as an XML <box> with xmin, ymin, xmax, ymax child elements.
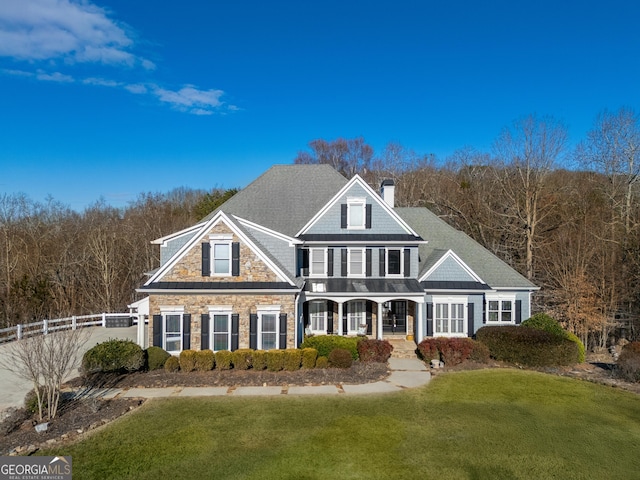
<box><xmin>137</xmin><ymin>164</ymin><xmax>537</xmax><ymax>354</ymax></box>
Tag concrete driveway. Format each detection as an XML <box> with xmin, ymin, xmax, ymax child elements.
<box><xmin>0</xmin><ymin>326</ymin><xmax>141</xmax><ymax>415</ymax></box>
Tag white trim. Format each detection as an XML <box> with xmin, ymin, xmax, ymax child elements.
<box><xmin>161</xmin><ymin>309</ymin><xmax>184</xmax><ymax>354</ymax></box>
<box><xmin>210</xmin><ymin>239</ymin><xmax>232</xmax><ymax>276</ymax></box>
<box><xmin>347</xmin><ymin>197</ymin><xmax>366</xmax><ymax>230</ymax></box>
<box><xmin>160</xmin><ymin>306</ymin><xmax>185</xmax><ymax>313</ymax></box>
<box><xmin>237</xmin><ymin>217</ymin><xmax>302</xmax><ymax>245</ymax></box>
<box><xmin>295</xmin><ymin>175</ymin><xmax>420</xmax><ymax>237</ymax></box>
<box><xmin>209</xmin><ymin>309</ymin><xmax>232</xmax><ymax>352</ymax></box>
<box><xmin>347</xmin><ymin>248</ymin><xmax>366</xmax><ymax>277</ymax></box>
<box><xmin>432</xmin><ymin>295</ymin><xmax>468</xmax><ymax>337</ymax></box>
<box><xmin>208</xmin><ymin>305</ymin><xmax>233</xmax><ymax>312</ymax></box>
<box><xmin>309</xmin><ymin>247</ymin><xmax>327</xmax><ymax>277</ymax></box>
<box><xmin>139</xmin><ymin>288</ymin><xmax>299</xmax><ymax>294</ymax></box>
<box><xmin>257</xmin><ymin>307</ymin><xmax>281</xmax><ymax>350</ymax></box>
<box><xmin>151</xmin><ymin>224</ymin><xmax>202</xmax><ymax>246</ymax></box>
<box><xmin>385</xmin><ymin>247</ymin><xmax>404</xmax><ymax>277</ymax></box>
<box><xmin>309</xmin><ymin>300</ymin><xmax>327</xmax><ymax>335</ymax></box>
<box><xmin>346</xmin><ymin>300</ymin><xmax>365</xmax><ymax>335</ymax></box>
<box><xmin>485</xmin><ymin>293</ymin><xmax>516</xmax><ymax>324</ymax></box>
<box><xmin>419</xmin><ymin>249</ymin><xmax>485</xmax><ymax>283</ymax></box>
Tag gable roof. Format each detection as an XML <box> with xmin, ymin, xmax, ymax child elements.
<box><xmin>201</xmin><ymin>164</ymin><xmax>348</xmax><ymax>236</ymax></box>
<box><xmin>395</xmin><ymin>207</ymin><xmax>537</xmax><ymax>290</ymax></box>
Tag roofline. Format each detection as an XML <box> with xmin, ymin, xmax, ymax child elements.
<box><xmin>151</xmin><ymin>224</ymin><xmax>202</xmax><ymax>245</ymax></box>
<box><xmin>138</xmin><ymin>288</ymin><xmax>300</xmax><ymax>295</ymax></box>
<box><xmin>419</xmin><ymin>249</ymin><xmax>485</xmax><ymax>283</ymax></box>
<box><xmin>301</xmin><ymin>240</ymin><xmax>427</xmax><ymax>245</ymax></box>
<box><xmin>235</xmin><ymin>216</ymin><xmax>302</xmax><ymax>245</ymax></box>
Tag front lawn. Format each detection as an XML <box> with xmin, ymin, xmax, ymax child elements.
<box><xmin>44</xmin><ymin>369</ymin><xmax>640</xmax><ymax>479</ymax></box>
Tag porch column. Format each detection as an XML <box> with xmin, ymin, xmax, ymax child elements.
<box><xmin>137</xmin><ymin>313</ymin><xmax>145</xmax><ymax>348</ymax></box>
<box><xmin>337</xmin><ymin>302</ymin><xmax>343</xmax><ymax>335</ymax></box>
<box><xmin>416</xmin><ymin>302</ymin><xmax>424</xmax><ymax>344</ymax></box>
<box><xmin>377</xmin><ymin>302</ymin><xmax>383</xmax><ymax>340</ymax></box>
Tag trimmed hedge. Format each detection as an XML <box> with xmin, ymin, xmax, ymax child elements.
<box><xmin>357</xmin><ymin>339</ymin><xmax>394</xmax><ymax>363</ymax></box>
<box><xmin>300</xmin><ymin>335</ymin><xmax>361</xmax><ymax>359</ymax></box>
<box><xmin>82</xmin><ymin>339</ymin><xmax>145</xmax><ymax>374</ymax></box>
<box><xmin>417</xmin><ymin>337</ymin><xmax>486</xmax><ymax>366</ymax></box>
<box><xmin>522</xmin><ymin>313</ymin><xmax>585</xmax><ymax>363</ymax></box>
<box><xmin>252</xmin><ymin>350</ymin><xmax>268</xmax><ymax>371</ymax></box>
<box><xmin>266</xmin><ymin>350</ymin><xmax>285</xmax><ymax>372</ymax></box>
<box><xmin>476</xmin><ymin>326</ymin><xmax>578</xmax><ymax>366</ymax></box>
<box><xmin>215</xmin><ymin>350</ymin><xmax>233</xmax><ymax>370</ymax></box>
<box><xmin>617</xmin><ymin>341</ymin><xmax>640</xmax><ymax>382</ymax></box>
<box><xmin>284</xmin><ymin>349</ymin><xmax>303</xmax><ymax>371</ymax></box>
<box><xmin>179</xmin><ymin>350</ymin><xmax>197</xmax><ymax>372</ymax></box>
<box><xmin>301</xmin><ymin>348</ymin><xmax>318</xmax><ymax>369</ymax></box>
<box><xmin>315</xmin><ymin>356</ymin><xmax>329</xmax><ymax>369</ymax></box>
<box><xmin>146</xmin><ymin>346</ymin><xmax>170</xmax><ymax>371</ymax></box>
<box><xmin>164</xmin><ymin>356</ymin><xmax>180</xmax><ymax>372</ymax></box>
<box><xmin>195</xmin><ymin>350</ymin><xmax>215</xmax><ymax>371</ymax></box>
<box><xmin>232</xmin><ymin>349</ymin><xmax>253</xmax><ymax>370</ymax></box>
<box><xmin>328</xmin><ymin>348</ymin><xmax>353</xmax><ymax>368</ymax></box>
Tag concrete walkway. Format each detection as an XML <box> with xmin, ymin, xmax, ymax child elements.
<box><xmin>79</xmin><ymin>357</ymin><xmax>431</xmax><ymax>400</ymax></box>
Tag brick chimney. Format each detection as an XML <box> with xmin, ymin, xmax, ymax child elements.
<box><xmin>380</xmin><ymin>179</ymin><xmax>395</xmax><ymax>208</ymax></box>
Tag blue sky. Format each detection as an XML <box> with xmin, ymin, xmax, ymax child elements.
<box><xmin>1</xmin><ymin>0</ymin><xmax>639</xmax><ymax>210</ymax></box>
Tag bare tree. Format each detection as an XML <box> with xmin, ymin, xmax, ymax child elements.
<box><xmin>294</xmin><ymin>137</ymin><xmax>374</xmax><ymax>178</ymax></box>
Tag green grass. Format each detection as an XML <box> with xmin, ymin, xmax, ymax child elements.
<box><xmin>44</xmin><ymin>370</ymin><xmax>640</xmax><ymax>479</ymax></box>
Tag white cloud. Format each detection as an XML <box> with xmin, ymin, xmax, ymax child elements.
<box><xmin>83</xmin><ymin>77</ymin><xmax>120</xmax><ymax>87</ymax></box>
<box><xmin>124</xmin><ymin>83</ymin><xmax>147</xmax><ymax>94</ymax></box>
<box><xmin>0</xmin><ymin>0</ymin><xmax>153</xmax><ymax>69</ymax></box>
<box><xmin>152</xmin><ymin>85</ymin><xmax>226</xmax><ymax>115</ymax></box>
<box><xmin>36</xmin><ymin>70</ymin><xmax>74</xmax><ymax>82</ymax></box>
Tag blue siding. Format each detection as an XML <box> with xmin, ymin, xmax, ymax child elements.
<box><xmin>160</xmin><ymin>232</ymin><xmax>197</xmax><ymax>266</ymax></box>
<box><xmin>425</xmin><ymin>256</ymin><xmax>477</xmax><ymax>282</ymax></box>
<box><xmin>244</xmin><ymin>227</ymin><xmax>296</xmax><ymax>275</ymax></box>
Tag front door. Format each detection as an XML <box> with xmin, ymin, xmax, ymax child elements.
<box><xmin>383</xmin><ymin>301</ymin><xmax>407</xmax><ymax>334</ymax></box>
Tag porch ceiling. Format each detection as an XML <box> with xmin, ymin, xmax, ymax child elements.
<box><xmin>304</xmin><ymin>278</ymin><xmax>424</xmax><ymax>295</ymax></box>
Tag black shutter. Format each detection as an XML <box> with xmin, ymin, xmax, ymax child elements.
<box><xmin>279</xmin><ymin>313</ymin><xmax>287</xmax><ymax>349</ymax></box>
<box><xmin>341</xmin><ymin>204</ymin><xmax>348</xmax><ymax>228</ymax></box>
<box><xmin>366</xmin><ymin>249</ymin><xmax>372</xmax><ymax>277</ymax></box>
<box><xmin>201</xmin><ymin>314</ymin><xmax>210</xmax><ymax>350</ymax></box>
<box><xmin>365</xmin><ymin>204</ymin><xmax>372</xmax><ymax>229</ymax></box>
<box><xmin>341</xmin><ymin>248</ymin><xmax>347</xmax><ymax>277</ymax></box>
<box><xmin>366</xmin><ymin>301</ymin><xmax>373</xmax><ymax>335</ymax></box>
<box><xmin>467</xmin><ymin>303</ymin><xmax>474</xmax><ymax>338</ymax></box>
<box><xmin>343</xmin><ymin>306</ymin><xmax>348</xmax><ymax>334</ymax></box>
<box><xmin>483</xmin><ymin>299</ymin><xmax>487</xmax><ymax>324</ymax></box>
<box><xmin>231</xmin><ymin>314</ymin><xmax>239</xmax><ymax>350</ymax></box>
<box><xmin>153</xmin><ymin>314</ymin><xmax>163</xmax><ymax>347</ymax></box>
<box><xmin>232</xmin><ymin>242</ymin><xmax>240</xmax><ymax>276</ymax></box>
<box><xmin>202</xmin><ymin>243</ymin><xmax>211</xmax><ymax>276</ymax></box>
<box><xmin>426</xmin><ymin>303</ymin><xmax>433</xmax><ymax>337</ymax></box>
<box><xmin>183</xmin><ymin>314</ymin><xmax>191</xmax><ymax>350</ymax></box>
<box><xmin>249</xmin><ymin>314</ymin><xmax>258</xmax><ymax>349</ymax></box>
<box><xmin>327</xmin><ymin>248</ymin><xmax>334</xmax><ymax>277</ymax></box>
<box><xmin>303</xmin><ymin>302</ymin><xmax>310</xmax><ymax>329</ymax></box>
<box><xmin>327</xmin><ymin>303</ymin><xmax>334</xmax><ymax>334</ymax></box>
<box><xmin>301</xmin><ymin>249</ymin><xmax>309</xmax><ymax>277</ymax></box>
<box><xmin>379</xmin><ymin>248</ymin><xmax>385</xmax><ymax>277</ymax></box>
<box><xmin>404</xmin><ymin>248</ymin><xmax>411</xmax><ymax>277</ymax></box>
<box><xmin>515</xmin><ymin>300</ymin><xmax>522</xmax><ymax>325</ymax></box>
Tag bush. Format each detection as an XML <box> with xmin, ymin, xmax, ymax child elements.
<box><xmin>252</xmin><ymin>350</ymin><xmax>268</xmax><ymax>370</ymax></box>
<box><xmin>315</xmin><ymin>356</ymin><xmax>329</xmax><ymax>368</ymax></box>
<box><xmin>179</xmin><ymin>350</ymin><xmax>197</xmax><ymax>372</ymax></box>
<box><xmin>301</xmin><ymin>348</ymin><xmax>318</xmax><ymax>369</ymax></box>
<box><xmin>417</xmin><ymin>338</ymin><xmax>483</xmax><ymax>366</ymax></box>
<box><xmin>195</xmin><ymin>350</ymin><xmax>215</xmax><ymax>371</ymax></box>
<box><xmin>300</xmin><ymin>335</ymin><xmax>361</xmax><ymax>359</ymax></box>
<box><xmin>284</xmin><ymin>349</ymin><xmax>303</xmax><ymax>371</ymax></box>
<box><xmin>215</xmin><ymin>350</ymin><xmax>233</xmax><ymax>370</ymax></box>
<box><xmin>328</xmin><ymin>348</ymin><xmax>353</xmax><ymax>368</ymax></box>
<box><xmin>164</xmin><ymin>356</ymin><xmax>180</xmax><ymax>372</ymax></box>
<box><xmin>266</xmin><ymin>350</ymin><xmax>285</xmax><ymax>372</ymax></box>
<box><xmin>146</xmin><ymin>346</ymin><xmax>170</xmax><ymax>371</ymax></box>
<box><xmin>82</xmin><ymin>339</ymin><xmax>145</xmax><ymax>374</ymax></box>
<box><xmin>522</xmin><ymin>313</ymin><xmax>585</xmax><ymax>363</ymax></box>
<box><xmin>232</xmin><ymin>349</ymin><xmax>253</xmax><ymax>370</ymax></box>
<box><xmin>417</xmin><ymin>339</ymin><xmax>440</xmax><ymax>361</ymax></box>
<box><xmin>357</xmin><ymin>339</ymin><xmax>394</xmax><ymax>363</ymax></box>
<box><xmin>617</xmin><ymin>341</ymin><xmax>640</xmax><ymax>382</ymax></box>
<box><xmin>476</xmin><ymin>326</ymin><xmax>578</xmax><ymax>367</ymax></box>
<box><xmin>469</xmin><ymin>340</ymin><xmax>491</xmax><ymax>363</ymax></box>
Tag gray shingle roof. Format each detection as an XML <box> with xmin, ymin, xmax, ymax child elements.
<box><xmin>395</xmin><ymin>207</ymin><xmax>536</xmax><ymax>289</ymax></box>
<box><xmin>304</xmin><ymin>278</ymin><xmax>424</xmax><ymax>294</ymax></box>
<box><xmin>202</xmin><ymin>164</ymin><xmax>348</xmax><ymax>236</ymax></box>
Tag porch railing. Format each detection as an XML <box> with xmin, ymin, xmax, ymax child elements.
<box><xmin>0</xmin><ymin>313</ymin><xmax>134</xmax><ymax>345</ymax></box>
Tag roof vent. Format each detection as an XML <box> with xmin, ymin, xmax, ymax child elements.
<box><xmin>380</xmin><ymin>179</ymin><xmax>395</xmax><ymax>208</ymax></box>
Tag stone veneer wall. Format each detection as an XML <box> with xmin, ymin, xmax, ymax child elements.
<box><xmin>150</xmin><ymin>293</ymin><xmax>296</xmax><ymax>350</ymax></box>
<box><xmin>162</xmin><ymin>223</ymin><xmax>281</xmax><ymax>283</ymax></box>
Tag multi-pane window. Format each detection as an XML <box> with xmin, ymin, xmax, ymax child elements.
<box><xmin>347</xmin><ymin>198</ymin><xmax>365</xmax><ymax>229</ymax></box>
<box><xmin>348</xmin><ymin>301</ymin><xmax>365</xmax><ymax>334</ymax></box>
<box><xmin>212</xmin><ymin>242</ymin><xmax>231</xmax><ymax>275</ymax></box>
<box><xmin>260</xmin><ymin>313</ymin><xmax>278</xmax><ymax>350</ymax></box>
<box><xmin>349</xmin><ymin>249</ymin><xmax>365</xmax><ymax>276</ymax></box>
<box><xmin>434</xmin><ymin>297</ymin><xmax>466</xmax><ymax>336</ymax></box>
<box><xmin>487</xmin><ymin>299</ymin><xmax>513</xmax><ymax>323</ymax></box>
<box><xmin>310</xmin><ymin>248</ymin><xmax>326</xmax><ymax>276</ymax></box>
<box><xmin>164</xmin><ymin>313</ymin><xmax>182</xmax><ymax>353</ymax></box>
<box><xmin>387</xmin><ymin>249</ymin><xmax>402</xmax><ymax>275</ymax></box>
<box><xmin>212</xmin><ymin>313</ymin><xmax>230</xmax><ymax>351</ymax></box>
<box><xmin>309</xmin><ymin>301</ymin><xmax>326</xmax><ymax>334</ymax></box>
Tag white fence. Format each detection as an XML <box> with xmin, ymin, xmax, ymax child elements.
<box><xmin>0</xmin><ymin>313</ymin><xmax>134</xmax><ymax>344</ymax></box>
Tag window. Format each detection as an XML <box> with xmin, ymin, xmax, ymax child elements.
<box><xmin>212</xmin><ymin>313</ymin><xmax>231</xmax><ymax>351</ymax></box>
<box><xmin>163</xmin><ymin>312</ymin><xmax>183</xmax><ymax>353</ymax></box>
<box><xmin>387</xmin><ymin>249</ymin><xmax>402</xmax><ymax>276</ymax></box>
<box><xmin>260</xmin><ymin>313</ymin><xmax>278</xmax><ymax>350</ymax></box>
<box><xmin>347</xmin><ymin>198</ymin><xmax>366</xmax><ymax>229</ymax></box>
<box><xmin>347</xmin><ymin>301</ymin><xmax>365</xmax><ymax>334</ymax></box>
<box><xmin>348</xmin><ymin>248</ymin><xmax>365</xmax><ymax>277</ymax></box>
<box><xmin>212</xmin><ymin>242</ymin><xmax>231</xmax><ymax>275</ymax></box>
<box><xmin>310</xmin><ymin>248</ymin><xmax>326</xmax><ymax>276</ymax></box>
<box><xmin>433</xmin><ymin>297</ymin><xmax>467</xmax><ymax>336</ymax></box>
<box><xmin>487</xmin><ymin>298</ymin><xmax>514</xmax><ymax>323</ymax></box>
<box><xmin>309</xmin><ymin>301</ymin><xmax>326</xmax><ymax>334</ymax></box>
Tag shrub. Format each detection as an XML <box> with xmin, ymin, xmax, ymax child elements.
<box><xmin>328</xmin><ymin>348</ymin><xmax>353</xmax><ymax>368</ymax></box>
<box><xmin>300</xmin><ymin>335</ymin><xmax>361</xmax><ymax>359</ymax></box>
<box><xmin>179</xmin><ymin>350</ymin><xmax>197</xmax><ymax>372</ymax></box>
<box><xmin>522</xmin><ymin>313</ymin><xmax>585</xmax><ymax>363</ymax></box>
<box><xmin>146</xmin><ymin>346</ymin><xmax>170</xmax><ymax>371</ymax></box>
<box><xmin>215</xmin><ymin>350</ymin><xmax>233</xmax><ymax>370</ymax></box>
<box><xmin>164</xmin><ymin>356</ymin><xmax>180</xmax><ymax>372</ymax></box>
<box><xmin>252</xmin><ymin>350</ymin><xmax>268</xmax><ymax>370</ymax></box>
<box><xmin>301</xmin><ymin>348</ymin><xmax>318</xmax><ymax>369</ymax></box>
<box><xmin>284</xmin><ymin>349</ymin><xmax>303</xmax><ymax>371</ymax></box>
<box><xmin>617</xmin><ymin>341</ymin><xmax>640</xmax><ymax>382</ymax></box>
<box><xmin>417</xmin><ymin>339</ymin><xmax>440</xmax><ymax>361</ymax></box>
<box><xmin>469</xmin><ymin>340</ymin><xmax>491</xmax><ymax>363</ymax></box>
<box><xmin>357</xmin><ymin>339</ymin><xmax>394</xmax><ymax>363</ymax></box>
<box><xmin>315</xmin><ymin>356</ymin><xmax>329</xmax><ymax>368</ymax></box>
<box><xmin>266</xmin><ymin>350</ymin><xmax>285</xmax><ymax>371</ymax></box>
<box><xmin>417</xmin><ymin>338</ymin><xmax>479</xmax><ymax>366</ymax></box>
<box><xmin>195</xmin><ymin>350</ymin><xmax>215</xmax><ymax>371</ymax></box>
<box><xmin>476</xmin><ymin>326</ymin><xmax>578</xmax><ymax>367</ymax></box>
<box><xmin>82</xmin><ymin>339</ymin><xmax>145</xmax><ymax>374</ymax></box>
<box><xmin>24</xmin><ymin>387</ymin><xmax>47</xmax><ymax>415</ymax></box>
<box><xmin>232</xmin><ymin>349</ymin><xmax>253</xmax><ymax>370</ymax></box>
